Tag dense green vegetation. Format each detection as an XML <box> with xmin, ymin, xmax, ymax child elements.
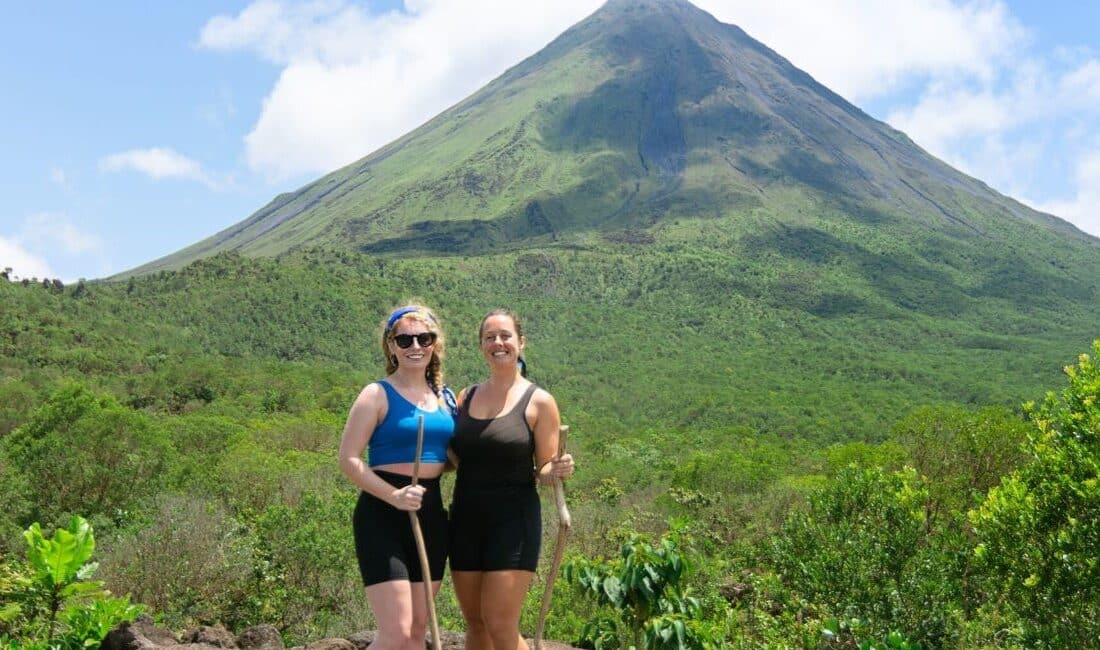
<box><xmin>2</xmin><ymin>248</ymin><xmax>1098</xmax><ymax>648</ymax></box>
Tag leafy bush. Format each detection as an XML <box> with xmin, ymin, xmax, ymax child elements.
<box><xmin>970</xmin><ymin>341</ymin><xmax>1100</xmax><ymax>648</ymax></box>
<box><xmin>249</xmin><ymin>490</ymin><xmax>362</xmax><ymax>641</ymax></box>
<box><xmin>97</xmin><ymin>496</ymin><xmax>258</xmax><ymax>630</ymax></box>
<box><xmin>563</xmin><ymin>522</ymin><xmax>721</xmax><ymax>649</ymax></box>
<box><xmin>894</xmin><ymin>405</ymin><xmax>1029</xmax><ymax>519</ymax></box>
<box><xmin>0</xmin><ymin>516</ymin><xmax>141</xmax><ymax>649</ymax></box>
<box><xmin>0</xmin><ymin>384</ymin><xmax>172</xmax><ymax>531</ymax></box>
<box><xmin>769</xmin><ymin>466</ymin><xmax>963</xmax><ymax>646</ymax></box>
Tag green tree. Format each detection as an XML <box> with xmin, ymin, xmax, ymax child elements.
<box><xmin>0</xmin><ymin>384</ymin><xmax>172</xmax><ymax>530</ymax></box>
<box><xmin>970</xmin><ymin>340</ymin><xmax>1100</xmax><ymax>647</ymax></box>
<box><xmin>894</xmin><ymin>405</ymin><xmax>1028</xmax><ymax>524</ymax></box>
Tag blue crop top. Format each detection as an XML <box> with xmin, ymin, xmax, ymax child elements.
<box><xmin>368</xmin><ymin>381</ymin><xmax>455</xmax><ymax>467</ymax></box>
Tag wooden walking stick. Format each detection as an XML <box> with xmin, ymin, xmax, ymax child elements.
<box><xmin>535</xmin><ymin>425</ymin><xmax>573</xmax><ymax>650</ymax></box>
<box><xmin>409</xmin><ymin>415</ymin><xmax>442</xmax><ymax>650</ymax></box>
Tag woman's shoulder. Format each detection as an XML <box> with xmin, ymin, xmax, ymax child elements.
<box><xmin>528</xmin><ymin>383</ymin><xmax>557</xmax><ymax>408</ymax></box>
<box><xmin>456</xmin><ymin>384</ymin><xmax>478</xmax><ymax>407</ymax></box>
<box><xmin>355</xmin><ymin>380</ymin><xmax>389</xmax><ymax>405</ymax></box>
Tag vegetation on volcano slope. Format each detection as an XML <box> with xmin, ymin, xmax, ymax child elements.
<box><xmin>2</xmin><ymin>246</ymin><xmax>1098</xmax><ymax>647</ymax></box>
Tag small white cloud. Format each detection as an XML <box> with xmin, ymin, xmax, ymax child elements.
<box><xmin>99</xmin><ymin>147</ymin><xmax>214</xmax><ymax>187</ymax></box>
<box><xmin>0</xmin><ymin>237</ymin><xmax>56</xmax><ymax>281</ymax></box>
<box><xmin>49</xmin><ymin>166</ymin><xmax>69</xmax><ymax>189</ymax></box>
<box><xmin>1057</xmin><ymin>59</ymin><xmax>1100</xmax><ymax>109</ymax></box>
<box><xmin>198</xmin><ymin>84</ymin><xmax>238</xmax><ymax>128</ymax></box>
<box><xmin>21</xmin><ymin>212</ymin><xmax>105</xmax><ymax>255</ymax></box>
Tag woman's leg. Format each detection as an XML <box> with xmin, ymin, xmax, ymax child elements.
<box><xmin>406</xmin><ymin>579</ymin><xmax>443</xmax><ymax>650</ymax></box>
<box><xmin>453</xmin><ymin>570</ymin><xmax>493</xmax><ymax>650</ymax></box>
<box><xmin>481</xmin><ymin>570</ymin><xmax>534</xmax><ymax>650</ymax></box>
<box><xmin>365</xmin><ymin>580</ymin><xmax>414</xmax><ymax>650</ymax></box>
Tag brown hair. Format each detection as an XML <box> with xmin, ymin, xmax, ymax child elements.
<box><xmin>381</xmin><ymin>303</ymin><xmax>446</xmax><ymax>393</ymax></box>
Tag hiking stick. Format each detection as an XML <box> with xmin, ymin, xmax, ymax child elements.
<box><xmin>535</xmin><ymin>425</ymin><xmax>572</xmax><ymax>650</ymax></box>
<box><xmin>409</xmin><ymin>415</ymin><xmax>442</xmax><ymax>650</ymax></box>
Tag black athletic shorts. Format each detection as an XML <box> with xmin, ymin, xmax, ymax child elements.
<box><xmin>352</xmin><ymin>470</ymin><xmax>447</xmax><ymax>586</ymax></box>
<box><xmin>448</xmin><ymin>483</ymin><xmax>541</xmax><ymax>572</ymax></box>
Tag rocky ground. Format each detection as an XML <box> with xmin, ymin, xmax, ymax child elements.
<box><xmin>102</xmin><ymin>615</ymin><xmax>582</xmax><ymax>650</ymax></box>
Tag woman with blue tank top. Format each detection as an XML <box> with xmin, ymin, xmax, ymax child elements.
<box><xmin>338</xmin><ymin>303</ymin><xmax>457</xmax><ymax>650</ymax></box>
<box><xmin>448</xmin><ymin>308</ymin><xmax>575</xmax><ymax>650</ymax></box>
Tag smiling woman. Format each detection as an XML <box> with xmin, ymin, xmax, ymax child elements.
<box><xmin>337</xmin><ymin>302</ymin><xmax>456</xmax><ymax>650</ymax></box>
<box><xmin>448</xmin><ymin>308</ymin><xmax>575</xmax><ymax>650</ymax></box>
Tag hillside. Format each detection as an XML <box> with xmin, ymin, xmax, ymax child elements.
<box><xmin>126</xmin><ymin>0</ymin><xmax>1094</xmax><ymax>275</ymax></box>
<box><xmin>3</xmin><ymin>257</ymin><xmax>1098</xmax><ymax>647</ymax></box>
<box><xmin>4</xmin><ymin>247</ymin><xmax>1096</xmax><ymax>441</ymax></box>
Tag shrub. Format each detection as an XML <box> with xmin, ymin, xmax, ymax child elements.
<box><xmin>0</xmin><ymin>384</ymin><xmax>172</xmax><ymax>529</ymax></box>
<box><xmin>770</xmin><ymin>466</ymin><xmax>963</xmax><ymax>646</ymax></box>
<box><xmin>0</xmin><ymin>516</ymin><xmax>141</xmax><ymax>649</ymax></box>
<box><xmin>563</xmin><ymin>522</ymin><xmax>722</xmax><ymax>649</ymax></box>
<box><xmin>970</xmin><ymin>341</ymin><xmax>1100</xmax><ymax>648</ymax></box>
<box><xmin>97</xmin><ymin>496</ymin><xmax>257</xmax><ymax>630</ymax></box>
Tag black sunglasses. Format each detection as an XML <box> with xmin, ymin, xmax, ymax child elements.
<box><xmin>392</xmin><ymin>332</ymin><xmax>437</xmax><ymax>349</ymax></box>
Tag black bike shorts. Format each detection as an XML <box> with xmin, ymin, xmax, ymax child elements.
<box><xmin>448</xmin><ymin>483</ymin><xmax>541</xmax><ymax>572</ymax></box>
<box><xmin>352</xmin><ymin>470</ymin><xmax>447</xmax><ymax>586</ymax></box>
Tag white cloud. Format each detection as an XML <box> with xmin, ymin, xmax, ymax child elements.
<box><xmin>200</xmin><ymin>0</ymin><xmax>603</xmax><ymax>180</ymax></box>
<box><xmin>0</xmin><ymin>237</ymin><xmax>55</xmax><ymax>281</ymax></box>
<box><xmin>49</xmin><ymin>166</ymin><xmax>69</xmax><ymax>189</ymax></box>
<box><xmin>696</xmin><ymin>0</ymin><xmax>1025</xmax><ymax>101</ymax></box>
<box><xmin>198</xmin><ymin>84</ymin><xmax>238</xmax><ymax>129</ymax></box>
<box><xmin>1033</xmin><ymin>151</ymin><xmax>1100</xmax><ymax>237</ymax></box>
<box><xmin>99</xmin><ymin>147</ymin><xmax>214</xmax><ymax>187</ymax></box>
<box><xmin>883</xmin><ymin>50</ymin><xmax>1100</xmax><ymax>237</ymax></box>
<box><xmin>1</xmin><ymin>214</ymin><xmax>109</xmax><ymax>283</ymax></box>
<box><xmin>20</xmin><ymin>212</ymin><xmax>106</xmax><ymax>256</ymax></box>
<box><xmin>1058</xmin><ymin>59</ymin><xmax>1100</xmax><ymax>110</ymax></box>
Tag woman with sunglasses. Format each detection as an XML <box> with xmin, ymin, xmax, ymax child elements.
<box><xmin>448</xmin><ymin>308</ymin><xmax>575</xmax><ymax>650</ymax></box>
<box><xmin>339</xmin><ymin>303</ymin><xmax>456</xmax><ymax>650</ymax></box>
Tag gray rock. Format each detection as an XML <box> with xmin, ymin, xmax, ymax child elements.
<box><xmin>303</xmin><ymin>639</ymin><xmax>354</xmax><ymax>650</ymax></box>
<box><xmin>101</xmin><ymin>615</ymin><xmax>179</xmax><ymax>650</ymax></box>
<box><xmin>183</xmin><ymin>625</ymin><xmax>238</xmax><ymax>648</ymax></box>
<box><xmin>238</xmin><ymin>625</ymin><xmax>284</xmax><ymax>650</ymax></box>
<box><xmin>344</xmin><ymin>631</ymin><xmax>374</xmax><ymax>650</ymax></box>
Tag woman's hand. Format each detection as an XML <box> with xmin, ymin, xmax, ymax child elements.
<box><xmin>540</xmin><ymin>453</ymin><xmax>575</xmax><ymax>484</ymax></box>
<box><xmin>390</xmin><ymin>484</ymin><xmax>426</xmax><ymax>511</ymax></box>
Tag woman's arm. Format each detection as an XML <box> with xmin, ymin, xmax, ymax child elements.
<box><xmin>529</xmin><ymin>388</ymin><xmax>573</xmax><ymax>484</ymax></box>
<box><xmin>338</xmin><ymin>383</ymin><xmax>425</xmax><ymax>510</ymax></box>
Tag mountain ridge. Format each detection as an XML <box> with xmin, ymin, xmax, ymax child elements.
<box><xmin>121</xmin><ymin>0</ymin><xmax>1095</xmax><ymax>278</ymax></box>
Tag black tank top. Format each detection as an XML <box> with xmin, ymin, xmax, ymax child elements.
<box><xmin>452</xmin><ymin>383</ymin><xmax>538</xmax><ymax>488</ymax></box>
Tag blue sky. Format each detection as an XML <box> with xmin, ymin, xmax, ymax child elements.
<box><xmin>3</xmin><ymin>0</ymin><xmax>1099</xmax><ymax>282</ymax></box>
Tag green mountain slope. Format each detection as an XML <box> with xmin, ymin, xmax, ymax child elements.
<box><xmin>125</xmin><ymin>0</ymin><xmax>1095</xmax><ymax>278</ymax></box>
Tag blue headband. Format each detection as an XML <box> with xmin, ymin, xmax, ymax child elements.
<box><xmin>385</xmin><ymin>306</ymin><xmax>436</xmax><ymax>332</ymax></box>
